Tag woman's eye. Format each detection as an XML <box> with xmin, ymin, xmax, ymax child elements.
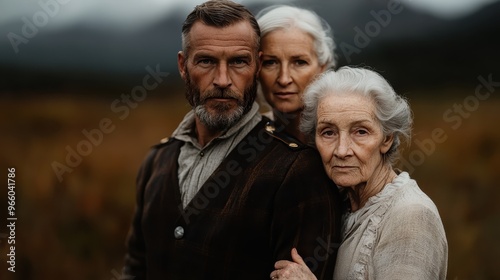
<box><xmin>356</xmin><ymin>129</ymin><xmax>368</xmax><ymax>135</ymax></box>
<box><xmin>295</xmin><ymin>60</ymin><xmax>308</xmax><ymax>66</ymax></box>
<box><xmin>321</xmin><ymin>130</ymin><xmax>335</xmax><ymax>137</ymax></box>
<box><xmin>262</xmin><ymin>60</ymin><xmax>277</xmax><ymax>66</ymax></box>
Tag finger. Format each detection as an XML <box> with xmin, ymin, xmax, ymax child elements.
<box><xmin>270</xmin><ymin>269</ymin><xmax>284</xmax><ymax>279</ymax></box>
<box><xmin>274</xmin><ymin>260</ymin><xmax>293</xmax><ymax>269</ymax></box>
<box><xmin>291</xmin><ymin>248</ymin><xmax>307</xmax><ymax>266</ymax></box>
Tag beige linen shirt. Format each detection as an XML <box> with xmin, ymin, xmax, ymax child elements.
<box><xmin>172</xmin><ymin>102</ymin><xmax>261</xmax><ymax>208</ymax></box>
<box><xmin>334</xmin><ymin>172</ymin><xmax>448</xmax><ymax>280</ymax></box>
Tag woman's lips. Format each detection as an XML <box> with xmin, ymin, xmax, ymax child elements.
<box><xmin>274</xmin><ymin>92</ymin><xmax>297</xmax><ymax>99</ymax></box>
<box><xmin>333</xmin><ymin>166</ymin><xmax>355</xmax><ymax>170</ymax></box>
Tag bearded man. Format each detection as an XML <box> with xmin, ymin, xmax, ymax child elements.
<box><xmin>122</xmin><ymin>1</ymin><xmax>341</xmax><ymax>279</ymax></box>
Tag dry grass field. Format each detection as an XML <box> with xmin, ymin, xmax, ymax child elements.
<box><xmin>0</xmin><ymin>86</ymin><xmax>499</xmax><ymax>279</ymax></box>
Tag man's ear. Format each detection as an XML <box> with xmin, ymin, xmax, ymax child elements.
<box><xmin>178</xmin><ymin>51</ymin><xmax>186</xmax><ymax>80</ymax></box>
<box><xmin>380</xmin><ymin>134</ymin><xmax>394</xmax><ymax>154</ymax></box>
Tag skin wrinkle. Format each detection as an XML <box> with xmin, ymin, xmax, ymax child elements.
<box><xmin>177</xmin><ymin>20</ymin><xmax>260</xmax><ymax>146</ymax></box>
<box><xmin>315</xmin><ymin>93</ymin><xmax>395</xmax><ymax>212</ymax></box>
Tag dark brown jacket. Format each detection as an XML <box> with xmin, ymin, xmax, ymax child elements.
<box><xmin>123</xmin><ymin>119</ymin><xmax>342</xmax><ymax>279</ymax></box>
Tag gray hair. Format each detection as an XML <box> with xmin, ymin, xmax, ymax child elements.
<box><xmin>300</xmin><ymin>67</ymin><xmax>412</xmax><ymax>165</ymax></box>
<box><xmin>256</xmin><ymin>5</ymin><xmax>336</xmax><ymax>69</ymax></box>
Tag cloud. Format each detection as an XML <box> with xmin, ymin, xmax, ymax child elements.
<box><xmin>404</xmin><ymin>0</ymin><xmax>498</xmax><ymax>18</ymax></box>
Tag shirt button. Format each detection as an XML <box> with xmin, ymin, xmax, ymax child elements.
<box><xmin>200</xmin><ymin>151</ymin><xmax>204</xmax><ymax>157</ymax></box>
<box><xmin>174</xmin><ymin>226</ymin><xmax>184</xmax><ymax>239</ymax></box>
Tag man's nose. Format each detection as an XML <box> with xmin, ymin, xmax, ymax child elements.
<box><xmin>213</xmin><ymin>63</ymin><xmax>232</xmax><ymax>88</ymax></box>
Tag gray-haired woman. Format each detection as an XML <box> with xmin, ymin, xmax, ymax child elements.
<box><xmin>256</xmin><ymin>5</ymin><xmax>336</xmax><ymax>143</ymax></box>
<box><xmin>270</xmin><ymin>67</ymin><xmax>448</xmax><ymax>280</ymax></box>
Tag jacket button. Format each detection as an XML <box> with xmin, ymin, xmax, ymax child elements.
<box><xmin>288</xmin><ymin>142</ymin><xmax>298</xmax><ymax>148</ymax></box>
<box><xmin>174</xmin><ymin>226</ymin><xmax>184</xmax><ymax>239</ymax></box>
<box><xmin>265</xmin><ymin>123</ymin><xmax>275</xmax><ymax>133</ymax></box>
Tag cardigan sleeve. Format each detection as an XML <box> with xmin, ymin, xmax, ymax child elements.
<box><xmin>122</xmin><ymin>148</ymin><xmax>158</xmax><ymax>280</ymax></box>
<box><xmin>270</xmin><ymin>148</ymin><xmax>342</xmax><ymax>280</ymax></box>
<box><xmin>373</xmin><ymin>203</ymin><xmax>448</xmax><ymax>280</ymax></box>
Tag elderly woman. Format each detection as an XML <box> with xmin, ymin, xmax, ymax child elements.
<box><xmin>270</xmin><ymin>67</ymin><xmax>448</xmax><ymax>280</ymax></box>
<box><xmin>256</xmin><ymin>5</ymin><xmax>336</xmax><ymax>143</ymax></box>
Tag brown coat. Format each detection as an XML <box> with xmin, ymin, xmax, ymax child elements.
<box><xmin>123</xmin><ymin>119</ymin><xmax>342</xmax><ymax>280</ymax></box>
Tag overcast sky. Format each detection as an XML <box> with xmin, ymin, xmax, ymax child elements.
<box><xmin>0</xmin><ymin>0</ymin><xmax>498</xmax><ymax>31</ymax></box>
<box><xmin>0</xmin><ymin>0</ymin><xmax>497</xmax><ymax>23</ymax></box>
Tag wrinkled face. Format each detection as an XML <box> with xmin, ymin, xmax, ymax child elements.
<box><xmin>259</xmin><ymin>27</ymin><xmax>326</xmax><ymax>114</ymax></box>
<box><xmin>178</xmin><ymin>21</ymin><xmax>259</xmax><ymax>130</ymax></box>
<box><xmin>315</xmin><ymin>93</ymin><xmax>393</xmax><ymax>188</ymax></box>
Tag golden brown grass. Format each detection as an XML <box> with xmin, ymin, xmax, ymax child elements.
<box><xmin>0</xmin><ymin>88</ymin><xmax>498</xmax><ymax>279</ymax></box>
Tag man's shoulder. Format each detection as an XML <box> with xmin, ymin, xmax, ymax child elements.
<box><xmin>138</xmin><ymin>137</ymin><xmax>183</xmax><ymax>169</ymax></box>
<box><xmin>258</xmin><ymin>119</ymin><xmax>310</xmax><ymax>152</ymax></box>
<box><xmin>255</xmin><ymin>120</ymin><xmax>327</xmax><ymax>174</ymax></box>
<box><xmin>149</xmin><ymin>136</ymin><xmax>183</xmax><ymax>151</ymax></box>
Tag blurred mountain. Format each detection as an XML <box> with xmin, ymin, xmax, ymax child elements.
<box><xmin>0</xmin><ymin>0</ymin><xmax>499</xmax><ymax>93</ymax></box>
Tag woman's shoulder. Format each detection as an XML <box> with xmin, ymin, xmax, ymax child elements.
<box><xmin>391</xmin><ymin>175</ymin><xmax>440</xmax><ymax>216</ymax></box>
<box><xmin>382</xmin><ymin>174</ymin><xmax>446</xmax><ymax>236</ymax></box>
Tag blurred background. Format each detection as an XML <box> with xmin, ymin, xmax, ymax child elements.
<box><xmin>1</xmin><ymin>0</ymin><xmax>499</xmax><ymax>279</ymax></box>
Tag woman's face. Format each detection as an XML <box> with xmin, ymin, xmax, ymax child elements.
<box><xmin>259</xmin><ymin>27</ymin><xmax>326</xmax><ymax>114</ymax></box>
<box><xmin>315</xmin><ymin>93</ymin><xmax>393</xmax><ymax>188</ymax></box>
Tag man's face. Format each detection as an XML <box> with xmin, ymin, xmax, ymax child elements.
<box><xmin>178</xmin><ymin>21</ymin><xmax>260</xmax><ymax>131</ymax></box>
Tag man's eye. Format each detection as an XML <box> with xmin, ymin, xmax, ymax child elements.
<box><xmin>232</xmin><ymin>59</ymin><xmax>247</xmax><ymax>65</ymax></box>
<box><xmin>198</xmin><ymin>59</ymin><xmax>213</xmax><ymax>65</ymax></box>
<box><xmin>230</xmin><ymin>58</ymin><xmax>251</xmax><ymax>68</ymax></box>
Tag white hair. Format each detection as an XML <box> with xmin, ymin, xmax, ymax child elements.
<box><xmin>300</xmin><ymin>67</ymin><xmax>413</xmax><ymax>165</ymax></box>
<box><xmin>256</xmin><ymin>5</ymin><xmax>336</xmax><ymax>69</ymax></box>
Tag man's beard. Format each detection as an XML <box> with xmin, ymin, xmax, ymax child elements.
<box><xmin>184</xmin><ymin>71</ymin><xmax>257</xmax><ymax>131</ymax></box>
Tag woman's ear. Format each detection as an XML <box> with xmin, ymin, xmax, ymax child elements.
<box><xmin>380</xmin><ymin>134</ymin><xmax>394</xmax><ymax>154</ymax></box>
<box><xmin>320</xmin><ymin>63</ymin><xmax>328</xmax><ymax>73</ymax></box>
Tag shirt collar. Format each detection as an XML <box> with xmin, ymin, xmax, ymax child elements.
<box><xmin>172</xmin><ymin>102</ymin><xmax>261</xmax><ymax>148</ymax></box>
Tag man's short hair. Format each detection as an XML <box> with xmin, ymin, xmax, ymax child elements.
<box><xmin>181</xmin><ymin>0</ymin><xmax>260</xmax><ymax>57</ymax></box>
